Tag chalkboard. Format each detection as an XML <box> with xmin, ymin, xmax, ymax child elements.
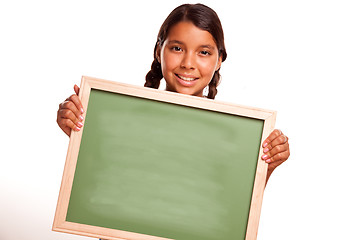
<box><xmin>53</xmin><ymin>76</ymin><xmax>276</xmax><ymax>240</ymax></box>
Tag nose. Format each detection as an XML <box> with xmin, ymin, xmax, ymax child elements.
<box><xmin>180</xmin><ymin>52</ymin><xmax>195</xmax><ymax>70</ymax></box>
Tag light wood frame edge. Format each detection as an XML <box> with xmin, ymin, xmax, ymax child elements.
<box><xmin>245</xmin><ymin>112</ymin><xmax>277</xmax><ymax>240</ymax></box>
<box><xmin>53</xmin><ymin>76</ymin><xmax>277</xmax><ymax>240</ymax></box>
<box><xmin>81</xmin><ymin>76</ymin><xmax>274</xmax><ymax>120</ymax></box>
<box><xmin>53</xmin><ymin>78</ymin><xmax>91</xmax><ymax>231</ymax></box>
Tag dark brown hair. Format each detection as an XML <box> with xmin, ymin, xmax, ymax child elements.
<box><xmin>144</xmin><ymin>3</ymin><xmax>227</xmax><ymax>99</ymax></box>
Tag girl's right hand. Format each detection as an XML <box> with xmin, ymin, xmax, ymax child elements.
<box><xmin>57</xmin><ymin>85</ymin><xmax>84</xmax><ymax>137</ymax></box>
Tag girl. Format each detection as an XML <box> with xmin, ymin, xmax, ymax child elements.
<box><xmin>57</xmin><ymin>3</ymin><xmax>290</xmax><ymax>183</ymax></box>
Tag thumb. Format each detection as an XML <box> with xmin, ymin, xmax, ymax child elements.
<box><xmin>74</xmin><ymin>84</ymin><xmax>80</xmax><ymax>96</ymax></box>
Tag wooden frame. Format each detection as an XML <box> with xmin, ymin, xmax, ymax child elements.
<box><xmin>53</xmin><ymin>76</ymin><xmax>276</xmax><ymax>240</ymax></box>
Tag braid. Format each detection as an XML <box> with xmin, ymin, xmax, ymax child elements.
<box><xmin>145</xmin><ymin>58</ymin><xmax>163</xmax><ymax>89</ymax></box>
<box><xmin>207</xmin><ymin>70</ymin><xmax>221</xmax><ymax>99</ymax></box>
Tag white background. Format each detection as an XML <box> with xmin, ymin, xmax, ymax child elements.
<box><xmin>1</xmin><ymin>0</ymin><xmax>359</xmax><ymax>239</ymax></box>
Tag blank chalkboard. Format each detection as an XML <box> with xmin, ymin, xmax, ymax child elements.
<box><xmin>53</xmin><ymin>76</ymin><xmax>276</xmax><ymax>240</ymax></box>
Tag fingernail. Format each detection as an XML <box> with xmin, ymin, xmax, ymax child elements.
<box><xmin>263</xmin><ymin>142</ymin><xmax>268</xmax><ymax>148</ymax></box>
<box><xmin>261</xmin><ymin>154</ymin><xmax>268</xmax><ymax>160</ymax></box>
<box><xmin>75</xmin><ymin>127</ymin><xmax>81</xmax><ymax>131</ymax></box>
<box><xmin>263</xmin><ymin>148</ymin><xmax>269</xmax><ymax>153</ymax></box>
<box><xmin>81</xmin><ymin>108</ymin><xmax>84</xmax><ymax>113</ymax></box>
<box><xmin>79</xmin><ymin>115</ymin><xmax>84</xmax><ymax>121</ymax></box>
<box><xmin>77</xmin><ymin>122</ymin><xmax>83</xmax><ymax>127</ymax></box>
<box><xmin>266</xmin><ymin>159</ymin><xmax>271</xmax><ymax>163</ymax></box>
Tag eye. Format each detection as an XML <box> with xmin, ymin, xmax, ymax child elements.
<box><xmin>200</xmin><ymin>50</ymin><xmax>211</xmax><ymax>56</ymax></box>
<box><xmin>171</xmin><ymin>46</ymin><xmax>182</xmax><ymax>52</ymax></box>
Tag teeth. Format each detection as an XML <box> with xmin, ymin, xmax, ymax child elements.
<box><xmin>177</xmin><ymin>74</ymin><xmax>196</xmax><ymax>81</ymax></box>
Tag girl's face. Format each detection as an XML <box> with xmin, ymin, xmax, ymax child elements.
<box><xmin>158</xmin><ymin>21</ymin><xmax>222</xmax><ymax>97</ymax></box>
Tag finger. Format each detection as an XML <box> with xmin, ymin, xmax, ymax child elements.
<box><xmin>59</xmin><ymin>100</ymin><xmax>84</xmax><ymax>121</ymax></box>
<box><xmin>58</xmin><ymin>109</ymin><xmax>84</xmax><ymax>128</ymax></box>
<box><xmin>261</xmin><ymin>139</ymin><xmax>289</xmax><ymax>161</ymax></box>
<box><xmin>69</xmin><ymin>94</ymin><xmax>84</xmax><ymax>114</ymax></box>
<box><xmin>264</xmin><ymin>134</ymin><xmax>288</xmax><ymax>152</ymax></box>
<box><xmin>266</xmin><ymin>142</ymin><xmax>289</xmax><ymax>159</ymax></box>
<box><xmin>57</xmin><ymin>114</ymin><xmax>71</xmax><ymax>136</ymax></box>
<box><xmin>58</xmin><ymin>117</ymin><xmax>81</xmax><ymax>132</ymax></box>
<box><xmin>74</xmin><ymin>84</ymin><xmax>80</xmax><ymax>96</ymax></box>
<box><xmin>64</xmin><ymin>94</ymin><xmax>83</xmax><ymax>114</ymax></box>
<box><xmin>57</xmin><ymin>115</ymin><xmax>79</xmax><ymax>137</ymax></box>
<box><xmin>262</xmin><ymin>129</ymin><xmax>283</xmax><ymax>148</ymax></box>
<box><xmin>264</xmin><ymin>149</ymin><xmax>290</xmax><ymax>164</ymax></box>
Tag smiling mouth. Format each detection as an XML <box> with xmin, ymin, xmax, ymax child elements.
<box><xmin>175</xmin><ymin>74</ymin><xmax>198</xmax><ymax>81</ymax></box>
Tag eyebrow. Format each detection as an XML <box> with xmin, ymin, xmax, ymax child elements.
<box><xmin>168</xmin><ymin>40</ymin><xmax>216</xmax><ymax>50</ymax></box>
<box><xmin>200</xmin><ymin>45</ymin><xmax>216</xmax><ymax>50</ymax></box>
<box><xmin>168</xmin><ymin>40</ymin><xmax>184</xmax><ymax>45</ymax></box>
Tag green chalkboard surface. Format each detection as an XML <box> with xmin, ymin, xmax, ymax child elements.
<box><xmin>53</xmin><ymin>76</ymin><xmax>276</xmax><ymax>240</ymax></box>
<box><xmin>67</xmin><ymin>89</ymin><xmax>263</xmax><ymax>240</ymax></box>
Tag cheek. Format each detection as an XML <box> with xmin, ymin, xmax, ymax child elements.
<box><xmin>161</xmin><ymin>52</ymin><xmax>179</xmax><ymax>75</ymax></box>
<box><xmin>198</xmin><ymin>58</ymin><xmax>218</xmax><ymax>78</ymax></box>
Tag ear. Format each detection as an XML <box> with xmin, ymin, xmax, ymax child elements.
<box><xmin>216</xmin><ymin>55</ymin><xmax>222</xmax><ymax>71</ymax></box>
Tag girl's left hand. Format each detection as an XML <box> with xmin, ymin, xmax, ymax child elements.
<box><xmin>261</xmin><ymin>129</ymin><xmax>290</xmax><ymax>182</ymax></box>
